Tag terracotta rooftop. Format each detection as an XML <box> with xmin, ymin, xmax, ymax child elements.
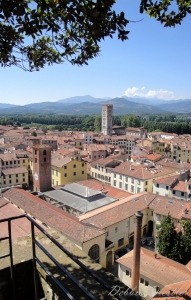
<box><xmin>77</xmin><ymin>179</ymin><xmax>131</xmax><ymax>199</ymax></box>
<box><xmin>117</xmin><ymin>247</ymin><xmax>191</xmax><ymax>286</ymax></box>
<box><xmin>172</xmin><ymin>181</ymin><xmax>188</xmax><ymax>192</ymax></box>
<box><xmin>51</xmin><ymin>154</ymin><xmax>71</xmax><ymax>168</ymax></box>
<box><xmin>153</xmin><ymin>174</ymin><xmax>178</xmax><ymax>185</ymax></box>
<box><xmin>152</xmin><ymin>279</ymin><xmax>191</xmax><ymax>300</ymax></box>
<box><xmin>3</xmin><ymin>188</ymin><xmax>105</xmax><ymax>243</ymax></box>
<box><xmin>149</xmin><ymin>194</ymin><xmax>191</xmax><ymax>220</ymax></box>
<box><xmin>108</xmin><ymin>161</ymin><xmax>174</xmax><ymax>180</ymax></box>
<box><xmin>2</xmin><ymin>166</ymin><xmax>28</xmax><ymax>176</ymax></box>
<box><xmin>78</xmin><ymin>192</ymin><xmax>155</xmax><ymax>228</ymax></box>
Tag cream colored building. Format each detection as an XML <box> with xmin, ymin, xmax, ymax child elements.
<box><xmin>91</xmin><ymin>160</ymin><xmax>176</xmax><ymax>194</ymax></box>
<box><xmin>117</xmin><ymin>247</ymin><xmax>191</xmax><ymax>300</ymax></box>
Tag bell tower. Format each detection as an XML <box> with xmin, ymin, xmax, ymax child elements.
<box><xmin>32</xmin><ymin>144</ymin><xmax>52</xmax><ymax>192</ymax></box>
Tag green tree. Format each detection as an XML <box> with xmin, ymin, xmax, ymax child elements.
<box><xmin>157</xmin><ymin>213</ymin><xmax>178</xmax><ymax>259</ymax></box>
<box><xmin>181</xmin><ymin>220</ymin><xmax>191</xmax><ymax>264</ymax></box>
<box><xmin>1</xmin><ymin>1</ymin><xmax>191</xmax><ymax>71</ymax></box>
<box><xmin>0</xmin><ymin>0</ymin><xmax>128</xmax><ymax>71</ymax></box>
<box><xmin>94</xmin><ymin>115</ymin><xmax>102</xmax><ymax>133</ymax></box>
<box><xmin>31</xmin><ymin>131</ymin><xmax>37</xmax><ymax>136</ymax></box>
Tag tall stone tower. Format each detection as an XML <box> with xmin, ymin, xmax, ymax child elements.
<box><xmin>32</xmin><ymin>144</ymin><xmax>52</xmax><ymax>192</ymax></box>
<box><xmin>102</xmin><ymin>104</ymin><xmax>113</xmax><ymax>136</ymax></box>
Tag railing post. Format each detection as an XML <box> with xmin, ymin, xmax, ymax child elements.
<box><xmin>31</xmin><ymin>222</ymin><xmax>39</xmax><ymax>300</ymax></box>
<box><xmin>8</xmin><ymin>219</ymin><xmax>15</xmax><ymax>300</ymax></box>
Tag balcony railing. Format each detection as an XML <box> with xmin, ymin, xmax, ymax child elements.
<box><xmin>0</xmin><ymin>214</ymin><xmax>130</xmax><ymax>300</ymax></box>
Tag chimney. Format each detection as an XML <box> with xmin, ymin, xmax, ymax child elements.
<box><xmin>131</xmin><ymin>211</ymin><xmax>143</xmax><ymax>293</ymax></box>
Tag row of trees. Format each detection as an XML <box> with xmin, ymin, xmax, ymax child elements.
<box><xmin>157</xmin><ymin>214</ymin><xmax>191</xmax><ymax>265</ymax></box>
<box><xmin>1</xmin><ymin>114</ymin><xmax>191</xmax><ymax>135</ymax></box>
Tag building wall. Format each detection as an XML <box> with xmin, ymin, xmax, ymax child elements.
<box><xmin>52</xmin><ymin>159</ymin><xmax>87</xmax><ymax>186</ymax></box>
<box><xmin>1</xmin><ymin>171</ymin><xmax>28</xmax><ymax>187</ymax></box>
<box><xmin>118</xmin><ymin>264</ymin><xmax>161</xmax><ymax>299</ymax></box>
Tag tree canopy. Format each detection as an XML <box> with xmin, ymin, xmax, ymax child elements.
<box><xmin>1</xmin><ymin>1</ymin><xmax>191</xmax><ymax>71</ymax></box>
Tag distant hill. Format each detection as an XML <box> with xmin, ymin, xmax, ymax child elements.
<box><xmin>0</xmin><ymin>96</ymin><xmax>190</xmax><ymax>115</ymax></box>
<box><xmin>0</xmin><ymin>98</ymin><xmax>167</xmax><ymax>115</ymax></box>
<box><xmin>0</xmin><ymin>103</ymin><xmax>18</xmax><ymax>109</ymax></box>
<box><xmin>156</xmin><ymin>99</ymin><xmax>191</xmax><ymax>113</ymax></box>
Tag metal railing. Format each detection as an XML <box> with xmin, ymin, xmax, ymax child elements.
<box><xmin>0</xmin><ymin>214</ymin><xmax>130</xmax><ymax>300</ymax></box>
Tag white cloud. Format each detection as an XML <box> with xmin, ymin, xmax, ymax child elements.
<box><xmin>124</xmin><ymin>87</ymin><xmax>177</xmax><ymax>100</ymax></box>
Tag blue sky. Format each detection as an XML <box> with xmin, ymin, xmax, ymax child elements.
<box><xmin>1</xmin><ymin>0</ymin><xmax>191</xmax><ymax>105</ymax></box>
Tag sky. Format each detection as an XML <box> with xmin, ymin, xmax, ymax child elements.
<box><xmin>1</xmin><ymin>0</ymin><xmax>191</xmax><ymax>105</ymax></box>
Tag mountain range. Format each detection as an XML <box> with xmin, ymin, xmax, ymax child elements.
<box><xmin>0</xmin><ymin>95</ymin><xmax>190</xmax><ymax>115</ymax></box>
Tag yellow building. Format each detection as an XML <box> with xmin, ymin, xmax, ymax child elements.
<box><xmin>51</xmin><ymin>154</ymin><xmax>87</xmax><ymax>186</ymax></box>
<box><xmin>1</xmin><ymin>166</ymin><xmax>28</xmax><ymax>187</ymax></box>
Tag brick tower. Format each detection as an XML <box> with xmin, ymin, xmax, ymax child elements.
<box><xmin>102</xmin><ymin>104</ymin><xmax>113</xmax><ymax>136</ymax></box>
<box><xmin>131</xmin><ymin>210</ymin><xmax>143</xmax><ymax>292</ymax></box>
<box><xmin>32</xmin><ymin>145</ymin><xmax>52</xmax><ymax>192</ymax></box>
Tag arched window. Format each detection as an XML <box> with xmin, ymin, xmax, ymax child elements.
<box><xmin>43</xmin><ymin>150</ymin><xmax>47</xmax><ymax>155</ymax></box>
<box><xmin>88</xmin><ymin>244</ymin><xmax>99</xmax><ymax>263</ymax></box>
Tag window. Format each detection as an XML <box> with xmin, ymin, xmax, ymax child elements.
<box><xmin>150</xmin><ymin>210</ymin><xmax>153</xmax><ymax>216</ymax></box>
<box><xmin>6</xmin><ymin>162</ymin><xmax>8</xmax><ymax>165</ymax></box>
<box><xmin>173</xmin><ymin>190</ymin><xmax>176</xmax><ymax>195</ymax></box>
<box><xmin>35</xmin><ymin>150</ymin><xmax>37</xmax><ymax>155</ymax></box>
<box><xmin>52</xmin><ymin>169</ymin><xmax>54</xmax><ymax>175</ymax></box>
<box><xmin>131</xmin><ymin>178</ymin><xmax>134</xmax><ymax>184</ymax></box>
<box><xmin>115</xmin><ymin>227</ymin><xmax>118</xmax><ymax>233</ymax></box>
<box><xmin>120</xmin><ymin>175</ymin><xmax>122</xmax><ymax>180</ymax></box>
<box><xmin>16</xmin><ymin>174</ymin><xmax>18</xmax><ymax>178</ymax></box>
<box><xmin>23</xmin><ymin>178</ymin><xmax>25</xmax><ymax>182</ymax></box>
<box><xmin>125</xmin><ymin>184</ymin><xmax>128</xmax><ymax>190</ymax></box>
<box><xmin>166</xmin><ymin>186</ymin><xmax>169</xmax><ymax>190</ymax></box>
<box><xmin>73</xmin><ymin>164</ymin><xmax>76</xmax><ymax>168</ymax></box>
<box><xmin>73</xmin><ymin>172</ymin><xmax>76</xmax><ymax>176</ymax></box>
<box><xmin>23</xmin><ymin>160</ymin><xmax>25</xmax><ymax>163</ymax></box>
<box><xmin>140</xmin><ymin>278</ymin><xmax>144</xmax><ymax>284</ymax></box>
<box><xmin>52</xmin><ymin>179</ymin><xmax>54</xmax><ymax>185</ymax></box>
<box><xmin>35</xmin><ymin>158</ymin><xmax>37</xmax><ymax>163</ymax></box>
<box><xmin>64</xmin><ymin>166</ymin><xmax>67</xmax><ymax>169</ymax></box>
<box><xmin>105</xmin><ymin>231</ymin><xmax>109</xmax><ymax>237</ymax></box>
<box><xmin>114</xmin><ymin>180</ymin><xmax>116</xmax><ymax>187</ymax></box>
<box><xmin>126</xmin><ymin>220</ymin><xmax>129</xmax><ymax>227</ymax></box>
<box><xmin>126</xmin><ymin>270</ymin><xmax>131</xmax><ymax>277</ymax></box>
<box><xmin>157</xmin><ymin>214</ymin><xmax>161</xmax><ymax>221</ymax></box>
<box><xmin>18</xmin><ymin>160</ymin><xmax>20</xmax><ymax>164</ymax></box>
<box><xmin>181</xmin><ymin>192</ymin><xmax>184</xmax><ymax>196</ymax></box>
<box><xmin>56</xmin><ymin>170</ymin><xmax>58</xmax><ymax>176</ymax></box>
<box><xmin>64</xmin><ymin>173</ymin><xmax>67</xmax><ymax>177</ymax></box>
<box><xmin>44</xmin><ymin>157</ymin><xmax>46</xmax><ymax>162</ymax></box>
<box><xmin>157</xmin><ymin>183</ymin><xmax>159</xmax><ymax>188</ymax></box>
<box><xmin>88</xmin><ymin>244</ymin><xmax>99</xmax><ymax>262</ymax></box>
<box><xmin>119</xmin><ymin>182</ymin><xmax>122</xmax><ymax>188</ymax></box>
<box><xmin>82</xmin><ymin>163</ymin><xmax>84</xmax><ymax>167</ymax></box>
<box><xmin>9</xmin><ymin>180</ymin><xmax>11</xmax><ymax>184</ymax></box>
<box><xmin>56</xmin><ymin>181</ymin><xmax>58</xmax><ymax>186</ymax></box>
<box><xmin>131</xmin><ymin>185</ymin><xmax>134</xmax><ymax>193</ymax></box>
<box><xmin>23</xmin><ymin>173</ymin><xmax>25</xmax><ymax>176</ymax></box>
<box><xmin>9</xmin><ymin>175</ymin><xmax>11</xmax><ymax>178</ymax></box>
<box><xmin>10</xmin><ymin>161</ymin><xmax>12</xmax><ymax>165</ymax></box>
<box><xmin>145</xmin><ymin>181</ymin><xmax>148</xmax><ymax>185</ymax></box>
<box><xmin>118</xmin><ymin>238</ymin><xmax>124</xmax><ymax>247</ymax></box>
<box><xmin>82</xmin><ymin>171</ymin><xmax>84</xmax><ymax>174</ymax></box>
<box><xmin>114</xmin><ymin>173</ymin><xmax>116</xmax><ymax>178</ymax></box>
<box><xmin>145</xmin><ymin>188</ymin><xmax>147</xmax><ymax>192</ymax></box>
<box><xmin>14</xmin><ymin>161</ymin><xmax>16</xmax><ymax>164</ymax></box>
<box><xmin>145</xmin><ymin>280</ymin><xmax>149</xmax><ymax>286</ymax></box>
<box><xmin>137</xmin><ymin>187</ymin><xmax>141</xmax><ymax>193</ymax></box>
<box><xmin>3</xmin><ymin>181</ymin><xmax>6</xmax><ymax>184</ymax></box>
<box><xmin>16</xmin><ymin>179</ymin><xmax>18</xmax><ymax>183</ymax></box>
<box><xmin>125</xmin><ymin>176</ymin><xmax>128</xmax><ymax>182</ymax></box>
<box><xmin>137</xmin><ymin>180</ymin><xmax>140</xmax><ymax>185</ymax></box>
